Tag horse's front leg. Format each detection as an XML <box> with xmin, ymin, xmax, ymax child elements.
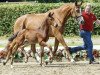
<box><xmin>31</xmin><ymin>44</ymin><xmax>36</xmax><ymax>58</ymax></box>
<box><xmin>40</xmin><ymin>46</ymin><xmax>44</xmax><ymax>66</ymax></box>
<box><xmin>39</xmin><ymin>41</ymin><xmax>53</xmax><ymax>64</ymax></box>
<box><xmin>53</xmin><ymin>27</ymin><xmax>74</xmax><ymax>62</ymax></box>
<box><xmin>30</xmin><ymin>44</ymin><xmax>41</xmax><ymax>63</ymax></box>
<box><xmin>53</xmin><ymin>38</ymin><xmax>59</xmax><ymax>56</ymax></box>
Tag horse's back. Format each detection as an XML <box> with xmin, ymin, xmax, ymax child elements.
<box><xmin>14</xmin><ymin>14</ymin><xmax>27</xmax><ymax>34</ymax></box>
<box><xmin>24</xmin><ymin>13</ymin><xmax>49</xmax><ymax>30</ymax></box>
<box><xmin>14</xmin><ymin>13</ymin><xmax>49</xmax><ymax>33</ymax></box>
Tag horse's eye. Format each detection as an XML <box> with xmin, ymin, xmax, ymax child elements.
<box><xmin>76</xmin><ymin>9</ymin><xmax>80</xmax><ymax>13</ymax></box>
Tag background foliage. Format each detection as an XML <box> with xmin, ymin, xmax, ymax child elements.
<box><xmin>0</xmin><ymin>0</ymin><xmax>100</xmax><ymax>3</ymax></box>
<box><xmin>0</xmin><ymin>2</ymin><xmax>100</xmax><ymax>36</ymax></box>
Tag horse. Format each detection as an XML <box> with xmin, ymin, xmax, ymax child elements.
<box><xmin>4</xmin><ymin>0</ymin><xmax>84</xmax><ymax>63</ymax></box>
<box><xmin>3</xmin><ymin>12</ymin><xmax>58</xmax><ymax>67</ymax></box>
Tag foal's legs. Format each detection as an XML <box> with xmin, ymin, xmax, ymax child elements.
<box><xmin>11</xmin><ymin>44</ymin><xmax>21</xmax><ymax>66</ymax></box>
<box><xmin>18</xmin><ymin>45</ymin><xmax>28</xmax><ymax>63</ymax></box>
<box><xmin>10</xmin><ymin>37</ymin><xmax>24</xmax><ymax>67</ymax></box>
<box><xmin>24</xmin><ymin>44</ymin><xmax>37</xmax><ymax>63</ymax></box>
<box><xmin>3</xmin><ymin>33</ymin><xmax>24</xmax><ymax>66</ymax></box>
<box><xmin>40</xmin><ymin>46</ymin><xmax>44</xmax><ymax>66</ymax></box>
<box><xmin>31</xmin><ymin>44</ymin><xmax>36</xmax><ymax>58</ymax></box>
<box><xmin>39</xmin><ymin>41</ymin><xmax>53</xmax><ymax>62</ymax></box>
<box><xmin>3</xmin><ymin>41</ymin><xmax>16</xmax><ymax>65</ymax></box>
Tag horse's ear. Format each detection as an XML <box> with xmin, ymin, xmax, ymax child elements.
<box><xmin>48</xmin><ymin>12</ymin><xmax>54</xmax><ymax>18</ymax></box>
<box><xmin>75</xmin><ymin>0</ymin><xmax>83</xmax><ymax>6</ymax></box>
<box><xmin>75</xmin><ymin>0</ymin><xmax>77</xmax><ymax>6</ymax></box>
<box><xmin>79</xmin><ymin>1</ymin><xmax>83</xmax><ymax>6</ymax></box>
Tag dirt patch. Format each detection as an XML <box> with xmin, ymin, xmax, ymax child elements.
<box><xmin>0</xmin><ymin>61</ymin><xmax>100</xmax><ymax>75</ymax></box>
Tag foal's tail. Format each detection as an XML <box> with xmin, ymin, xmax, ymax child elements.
<box><xmin>8</xmin><ymin>14</ymin><xmax>27</xmax><ymax>42</ymax></box>
<box><xmin>8</xmin><ymin>32</ymin><xmax>19</xmax><ymax>41</ymax></box>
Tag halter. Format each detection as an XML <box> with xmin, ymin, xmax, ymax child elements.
<box><xmin>75</xmin><ymin>8</ymin><xmax>82</xmax><ymax>18</ymax></box>
<box><xmin>75</xmin><ymin>15</ymin><xmax>82</xmax><ymax>20</ymax></box>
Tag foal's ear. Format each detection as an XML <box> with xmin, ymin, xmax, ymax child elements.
<box><xmin>48</xmin><ymin>12</ymin><xmax>54</xmax><ymax>18</ymax></box>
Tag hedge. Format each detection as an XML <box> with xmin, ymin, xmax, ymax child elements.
<box><xmin>0</xmin><ymin>3</ymin><xmax>100</xmax><ymax>36</ymax></box>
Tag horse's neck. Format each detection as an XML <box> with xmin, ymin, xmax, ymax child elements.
<box><xmin>54</xmin><ymin>5</ymin><xmax>73</xmax><ymax>26</ymax></box>
<box><xmin>39</xmin><ymin>20</ymin><xmax>48</xmax><ymax>38</ymax></box>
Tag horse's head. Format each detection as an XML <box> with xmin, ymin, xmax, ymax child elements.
<box><xmin>47</xmin><ymin>12</ymin><xmax>58</xmax><ymax>27</ymax></box>
<box><xmin>71</xmin><ymin>0</ymin><xmax>85</xmax><ymax>25</ymax></box>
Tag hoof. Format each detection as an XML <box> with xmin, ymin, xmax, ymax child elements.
<box><xmin>24</xmin><ymin>60</ymin><xmax>28</xmax><ymax>63</ymax></box>
<box><xmin>70</xmin><ymin>59</ymin><xmax>76</xmax><ymax>64</ymax></box>
<box><xmin>49</xmin><ymin>57</ymin><xmax>53</xmax><ymax>64</ymax></box>
<box><xmin>3</xmin><ymin>62</ymin><xmax>6</xmax><ymax>65</ymax></box>
<box><xmin>49</xmin><ymin>60</ymin><xmax>53</xmax><ymax>64</ymax></box>
<box><xmin>25</xmin><ymin>61</ymin><xmax>27</xmax><ymax>63</ymax></box>
<box><xmin>35</xmin><ymin>53</ymin><xmax>41</xmax><ymax>63</ymax></box>
<box><xmin>45</xmin><ymin>61</ymin><xmax>48</xmax><ymax>65</ymax></box>
<box><xmin>40</xmin><ymin>63</ymin><xmax>42</xmax><ymax>66</ymax></box>
<box><xmin>70</xmin><ymin>59</ymin><xmax>75</xmax><ymax>63</ymax></box>
<box><xmin>11</xmin><ymin>65</ymin><xmax>14</xmax><ymax>68</ymax></box>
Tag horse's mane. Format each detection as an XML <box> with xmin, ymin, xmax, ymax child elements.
<box><xmin>49</xmin><ymin>3</ymin><xmax>75</xmax><ymax>12</ymax></box>
<box><xmin>59</xmin><ymin>3</ymin><xmax>74</xmax><ymax>9</ymax></box>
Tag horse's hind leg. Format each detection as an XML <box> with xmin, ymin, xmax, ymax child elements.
<box><xmin>10</xmin><ymin>43</ymin><xmax>20</xmax><ymax>67</ymax></box>
<box><xmin>19</xmin><ymin>45</ymin><xmax>29</xmax><ymax>63</ymax></box>
<box><xmin>3</xmin><ymin>49</ymin><xmax>11</xmax><ymax>65</ymax></box>
<box><xmin>3</xmin><ymin>41</ymin><xmax>16</xmax><ymax>65</ymax></box>
<box><xmin>10</xmin><ymin>35</ymin><xmax>24</xmax><ymax>66</ymax></box>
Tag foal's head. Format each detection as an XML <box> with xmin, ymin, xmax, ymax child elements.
<box><xmin>71</xmin><ymin>0</ymin><xmax>85</xmax><ymax>24</ymax></box>
<box><xmin>46</xmin><ymin>12</ymin><xmax>58</xmax><ymax>27</ymax></box>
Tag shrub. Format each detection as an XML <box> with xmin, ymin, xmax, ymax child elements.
<box><xmin>0</xmin><ymin>3</ymin><xmax>100</xmax><ymax>36</ymax></box>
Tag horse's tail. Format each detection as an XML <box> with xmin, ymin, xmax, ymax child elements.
<box><xmin>21</xmin><ymin>15</ymin><xmax>28</xmax><ymax>30</ymax></box>
<box><xmin>8</xmin><ymin>32</ymin><xmax>19</xmax><ymax>41</ymax></box>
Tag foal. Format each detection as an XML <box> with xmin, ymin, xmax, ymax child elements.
<box><xmin>3</xmin><ymin>12</ymin><xmax>58</xmax><ymax>67</ymax></box>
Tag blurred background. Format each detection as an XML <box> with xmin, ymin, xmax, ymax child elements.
<box><xmin>0</xmin><ymin>0</ymin><xmax>100</xmax><ymax>3</ymax></box>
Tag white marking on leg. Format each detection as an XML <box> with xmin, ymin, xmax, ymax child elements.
<box><xmin>11</xmin><ymin>65</ymin><xmax>13</xmax><ymax>68</ymax></box>
<box><xmin>35</xmin><ymin>53</ymin><xmax>41</xmax><ymax>63</ymax></box>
